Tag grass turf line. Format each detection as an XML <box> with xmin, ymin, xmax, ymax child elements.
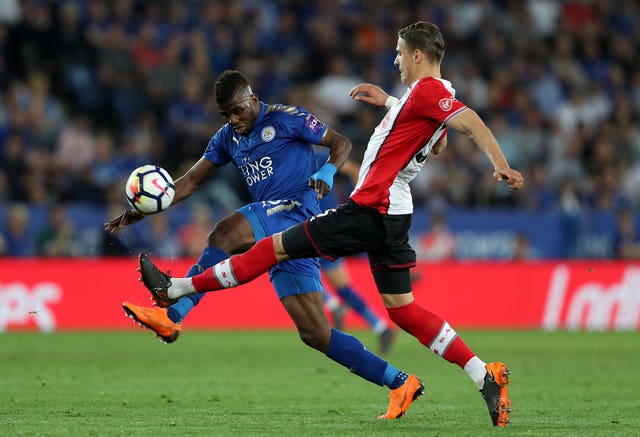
<box><xmin>0</xmin><ymin>330</ymin><xmax>638</xmax><ymax>436</ymax></box>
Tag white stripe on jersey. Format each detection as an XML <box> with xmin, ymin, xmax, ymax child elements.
<box><xmin>213</xmin><ymin>259</ymin><xmax>238</xmax><ymax>288</ymax></box>
<box><xmin>351</xmin><ymin>78</ymin><xmax>464</xmax><ymax>215</ymax></box>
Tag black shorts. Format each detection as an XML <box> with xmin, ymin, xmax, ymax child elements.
<box><xmin>281</xmin><ymin>200</ymin><xmax>416</xmax><ymax>271</ymax></box>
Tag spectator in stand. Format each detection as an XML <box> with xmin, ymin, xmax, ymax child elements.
<box><xmin>143</xmin><ymin>213</ymin><xmax>182</xmax><ymax>259</ymax></box>
<box><xmin>54</xmin><ymin>113</ymin><xmax>96</xmax><ymax>174</ymax></box>
<box><xmin>91</xmin><ymin>131</ymin><xmax>123</xmax><ymax>191</ymax></box>
<box><xmin>145</xmin><ymin>35</ymin><xmax>188</xmax><ymax>113</ymax></box>
<box><xmin>416</xmin><ymin>211</ymin><xmax>457</xmax><ymax>261</ymax></box>
<box><xmin>0</xmin><ymin>132</ymin><xmax>29</xmax><ymax>201</ymax></box>
<box><xmin>35</xmin><ymin>204</ymin><xmax>77</xmax><ymax>257</ymax></box>
<box><xmin>613</xmin><ymin>207</ymin><xmax>640</xmax><ymax>259</ymax></box>
<box><xmin>2</xmin><ymin>203</ymin><xmax>34</xmax><ymax>256</ymax></box>
<box><xmin>510</xmin><ymin>232</ymin><xmax>534</xmax><ymax>261</ymax></box>
<box><xmin>24</xmin><ymin>72</ymin><xmax>65</xmax><ymax>150</ymax></box>
<box><xmin>165</xmin><ymin>75</ymin><xmax>212</xmax><ymax>158</ymax></box>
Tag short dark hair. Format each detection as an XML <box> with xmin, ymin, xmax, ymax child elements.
<box><xmin>398</xmin><ymin>21</ymin><xmax>445</xmax><ymax>63</ymax></box>
<box><xmin>214</xmin><ymin>70</ymin><xmax>251</xmax><ymax>105</ymax></box>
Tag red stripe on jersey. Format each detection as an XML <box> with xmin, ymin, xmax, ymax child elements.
<box><xmin>351</xmin><ymin>77</ymin><xmax>467</xmax><ymax>215</ymax></box>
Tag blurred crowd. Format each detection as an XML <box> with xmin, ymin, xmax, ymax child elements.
<box><xmin>1</xmin><ymin>0</ymin><xmax>639</xmax><ymax>258</ymax></box>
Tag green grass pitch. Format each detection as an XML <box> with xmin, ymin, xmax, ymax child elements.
<box><xmin>1</xmin><ymin>329</ymin><xmax>638</xmax><ymax>436</ymax></box>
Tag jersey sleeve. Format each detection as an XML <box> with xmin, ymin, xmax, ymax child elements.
<box><xmin>203</xmin><ymin>127</ymin><xmax>231</xmax><ymax>166</ymax></box>
<box><xmin>413</xmin><ymin>79</ymin><xmax>468</xmax><ymax>125</ymax></box>
<box><xmin>282</xmin><ymin>107</ymin><xmax>329</xmax><ymax>145</ymax></box>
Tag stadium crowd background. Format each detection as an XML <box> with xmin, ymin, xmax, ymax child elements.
<box><xmin>0</xmin><ymin>0</ymin><xmax>639</xmax><ymax>259</ymax></box>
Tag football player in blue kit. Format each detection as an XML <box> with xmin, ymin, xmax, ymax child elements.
<box><xmin>106</xmin><ymin>70</ymin><xmax>423</xmax><ymax>419</ymax></box>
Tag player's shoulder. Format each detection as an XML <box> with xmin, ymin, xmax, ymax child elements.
<box><xmin>212</xmin><ymin>123</ymin><xmax>234</xmax><ymax>141</ymax></box>
<box><xmin>207</xmin><ymin>123</ymin><xmax>234</xmax><ymax>148</ymax></box>
<box><xmin>412</xmin><ymin>76</ymin><xmax>461</xmax><ymax>105</ymax></box>
<box><xmin>415</xmin><ymin>76</ymin><xmax>453</xmax><ymax>93</ymax></box>
<box><xmin>264</xmin><ymin>103</ymin><xmax>308</xmax><ymax>118</ymax></box>
<box><xmin>264</xmin><ymin>103</ymin><xmax>307</xmax><ymax>116</ymax></box>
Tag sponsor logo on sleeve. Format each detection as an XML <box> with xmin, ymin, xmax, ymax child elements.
<box><xmin>305</xmin><ymin>115</ymin><xmax>324</xmax><ymax>134</ymax></box>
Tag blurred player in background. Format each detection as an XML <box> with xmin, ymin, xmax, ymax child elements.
<box><xmin>106</xmin><ymin>70</ymin><xmax>424</xmax><ymax>419</ymax></box>
<box><xmin>316</xmin><ymin>154</ymin><xmax>396</xmax><ymax>354</ymax></box>
<box><xmin>137</xmin><ymin>22</ymin><xmax>524</xmax><ymax>426</ymax></box>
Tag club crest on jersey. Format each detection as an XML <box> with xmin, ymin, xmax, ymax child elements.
<box><xmin>261</xmin><ymin>126</ymin><xmax>276</xmax><ymax>142</ymax></box>
<box><xmin>439</xmin><ymin>97</ymin><xmax>454</xmax><ymax>111</ymax></box>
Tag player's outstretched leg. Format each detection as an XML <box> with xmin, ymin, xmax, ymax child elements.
<box><xmin>480</xmin><ymin>362</ymin><xmax>511</xmax><ymax>426</ymax></box>
<box><xmin>122</xmin><ymin>301</ymin><xmax>181</xmax><ymax>343</ymax></box>
<box><xmin>125</xmin><ymin>247</ymin><xmax>230</xmax><ymax>343</ymax></box>
<box><xmin>164</xmin><ymin>246</ymin><xmax>230</xmax><ymax>324</ymax></box>
<box><xmin>137</xmin><ymin>253</ymin><xmax>176</xmax><ymax>307</ymax></box>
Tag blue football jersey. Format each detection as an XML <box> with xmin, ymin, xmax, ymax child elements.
<box><xmin>204</xmin><ymin>103</ymin><xmax>328</xmax><ymax>208</ymax></box>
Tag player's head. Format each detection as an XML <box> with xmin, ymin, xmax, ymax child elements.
<box><xmin>395</xmin><ymin>21</ymin><xmax>445</xmax><ymax>84</ymax></box>
<box><xmin>215</xmin><ymin>70</ymin><xmax>260</xmax><ymax>135</ymax></box>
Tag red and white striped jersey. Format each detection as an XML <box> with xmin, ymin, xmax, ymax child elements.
<box><xmin>350</xmin><ymin>77</ymin><xmax>468</xmax><ymax>214</ymax></box>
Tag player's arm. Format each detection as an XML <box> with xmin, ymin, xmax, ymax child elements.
<box><xmin>349</xmin><ymin>83</ymin><xmax>398</xmax><ymax>108</ymax></box>
<box><xmin>446</xmin><ymin>109</ymin><xmax>524</xmax><ymax>190</ymax></box>
<box><xmin>172</xmin><ymin>157</ymin><xmax>218</xmax><ymax>204</ymax></box>
<box><xmin>105</xmin><ymin>158</ymin><xmax>218</xmax><ymax>233</ymax></box>
<box><xmin>309</xmin><ymin>127</ymin><xmax>352</xmax><ymax>199</ymax></box>
<box><xmin>432</xmin><ymin>135</ymin><xmax>447</xmax><ymax>155</ymax></box>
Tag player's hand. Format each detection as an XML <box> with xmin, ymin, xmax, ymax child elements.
<box><xmin>309</xmin><ymin>178</ymin><xmax>330</xmax><ymax>200</ymax></box>
<box><xmin>349</xmin><ymin>83</ymin><xmax>388</xmax><ymax>107</ymax></box>
<box><xmin>432</xmin><ymin>137</ymin><xmax>447</xmax><ymax>155</ymax></box>
<box><xmin>493</xmin><ymin>168</ymin><xmax>524</xmax><ymax>190</ymax></box>
<box><xmin>104</xmin><ymin>209</ymin><xmax>145</xmax><ymax>233</ymax></box>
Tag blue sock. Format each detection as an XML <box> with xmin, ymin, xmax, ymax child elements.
<box><xmin>166</xmin><ymin>246</ymin><xmax>229</xmax><ymax>323</ymax></box>
<box><xmin>336</xmin><ymin>286</ymin><xmax>379</xmax><ymax>328</ymax></box>
<box><xmin>325</xmin><ymin>328</ymin><xmax>393</xmax><ymax>386</ymax></box>
<box><xmin>384</xmin><ymin>367</ymin><xmax>408</xmax><ymax>389</ymax></box>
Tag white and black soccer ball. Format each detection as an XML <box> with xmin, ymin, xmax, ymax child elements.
<box><xmin>125</xmin><ymin>165</ymin><xmax>175</xmax><ymax>214</ymax></box>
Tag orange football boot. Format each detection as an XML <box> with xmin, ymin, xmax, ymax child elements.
<box><xmin>480</xmin><ymin>362</ymin><xmax>511</xmax><ymax>426</ymax></box>
<box><xmin>378</xmin><ymin>374</ymin><xmax>425</xmax><ymax>419</ymax></box>
<box><xmin>122</xmin><ymin>301</ymin><xmax>181</xmax><ymax>343</ymax></box>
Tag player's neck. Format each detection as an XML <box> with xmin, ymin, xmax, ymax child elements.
<box><xmin>423</xmin><ymin>64</ymin><xmax>441</xmax><ymax>79</ymax></box>
<box><xmin>411</xmin><ymin>65</ymin><xmax>441</xmax><ymax>83</ymax></box>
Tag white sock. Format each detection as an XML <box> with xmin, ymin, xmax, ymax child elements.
<box><xmin>464</xmin><ymin>356</ymin><xmax>487</xmax><ymax>389</ymax></box>
<box><xmin>372</xmin><ymin>320</ymin><xmax>388</xmax><ymax>335</ymax></box>
<box><xmin>325</xmin><ymin>294</ymin><xmax>341</xmax><ymax>311</ymax></box>
<box><xmin>168</xmin><ymin>277</ymin><xmax>196</xmax><ymax>299</ymax></box>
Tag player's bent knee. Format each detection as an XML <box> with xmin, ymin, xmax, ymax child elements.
<box><xmin>208</xmin><ymin>222</ymin><xmax>253</xmax><ymax>254</ymax></box>
<box><xmin>297</xmin><ymin>326</ymin><xmax>331</xmax><ymax>353</ymax></box>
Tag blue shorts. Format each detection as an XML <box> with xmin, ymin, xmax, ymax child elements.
<box><xmin>238</xmin><ymin>200</ymin><xmax>322</xmax><ymax>299</ymax></box>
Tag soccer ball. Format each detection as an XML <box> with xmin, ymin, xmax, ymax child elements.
<box><xmin>125</xmin><ymin>165</ymin><xmax>175</xmax><ymax>214</ymax></box>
